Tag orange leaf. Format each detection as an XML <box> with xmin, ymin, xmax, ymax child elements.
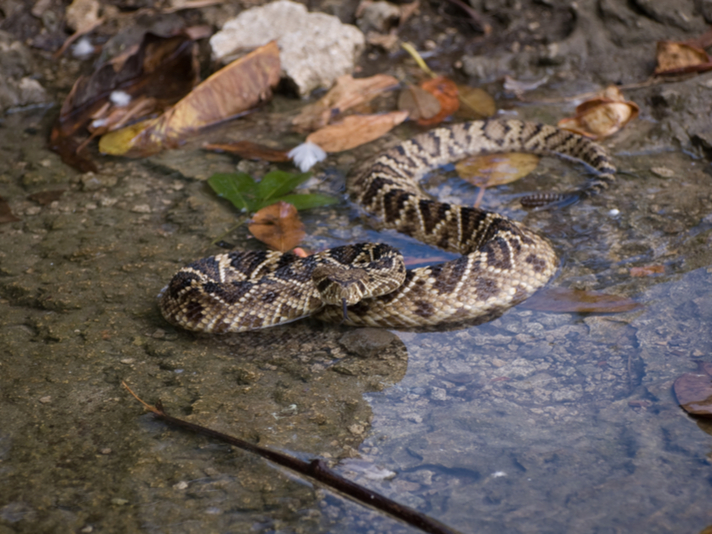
<box><xmin>203</xmin><ymin>141</ymin><xmax>291</xmax><ymax>162</ymax></box>
<box><xmin>100</xmin><ymin>41</ymin><xmax>281</xmax><ymax>157</ymax></box>
<box><xmin>416</xmin><ymin>76</ymin><xmax>459</xmax><ymax>126</ymax></box>
<box><xmin>558</xmin><ymin>85</ymin><xmax>638</xmax><ymax>139</ymax></box>
<box><xmin>398</xmin><ymin>85</ymin><xmax>441</xmax><ymax>121</ymax></box>
<box><xmin>520</xmin><ymin>287</ymin><xmax>640</xmax><ymax>313</ymax></box>
<box><xmin>654</xmin><ymin>41</ymin><xmax>712</xmax><ymax>76</ymax></box>
<box><xmin>306</xmin><ymin>111</ymin><xmax>409</xmax><ymax>153</ymax></box>
<box><xmin>293</xmin><ymin>74</ymin><xmax>399</xmax><ymax>132</ymax></box>
<box><xmin>248</xmin><ymin>201</ymin><xmax>305</xmax><ymax>252</ymax></box>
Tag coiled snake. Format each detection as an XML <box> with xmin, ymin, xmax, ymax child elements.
<box><xmin>159</xmin><ymin>119</ymin><xmax>615</xmax><ymax>333</ymax></box>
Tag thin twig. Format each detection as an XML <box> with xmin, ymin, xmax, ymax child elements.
<box><xmin>122</xmin><ymin>382</ymin><xmax>464</xmax><ymax>534</ymax></box>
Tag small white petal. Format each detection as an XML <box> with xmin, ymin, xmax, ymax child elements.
<box><xmin>110</xmin><ymin>90</ymin><xmax>132</xmax><ymax>107</ymax></box>
<box><xmin>91</xmin><ymin>118</ymin><xmax>108</xmax><ymax>129</ymax></box>
<box><xmin>492</xmin><ymin>471</ymin><xmax>507</xmax><ymax>478</ymax></box>
<box><xmin>288</xmin><ymin>142</ymin><xmax>327</xmax><ymax>172</ymax></box>
<box><xmin>72</xmin><ymin>37</ymin><xmax>95</xmax><ymax>58</ymax></box>
<box><xmin>608</xmin><ymin>208</ymin><xmax>619</xmax><ymax>217</ymax></box>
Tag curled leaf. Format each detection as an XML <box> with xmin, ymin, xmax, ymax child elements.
<box><xmin>306</xmin><ymin>111</ymin><xmax>409</xmax><ymax>153</ymax></box>
<box><xmin>100</xmin><ymin>41</ymin><xmax>280</xmax><ymax>157</ymax></box>
<box><xmin>654</xmin><ymin>41</ymin><xmax>712</xmax><ymax>76</ymax></box>
<box><xmin>558</xmin><ymin>85</ymin><xmax>638</xmax><ymax>139</ymax></box>
<box><xmin>249</xmin><ymin>201</ymin><xmax>305</xmax><ymax>252</ymax></box>
<box><xmin>520</xmin><ymin>287</ymin><xmax>640</xmax><ymax>313</ymax></box>
<box><xmin>416</xmin><ymin>76</ymin><xmax>459</xmax><ymax>126</ymax></box>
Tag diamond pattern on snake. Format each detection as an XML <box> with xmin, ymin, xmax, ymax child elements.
<box><xmin>159</xmin><ymin>119</ymin><xmax>616</xmax><ymax>333</ymax></box>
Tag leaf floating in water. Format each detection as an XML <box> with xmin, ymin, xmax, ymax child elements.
<box><xmin>456</xmin><ymin>152</ymin><xmax>540</xmax><ymax>188</ymax></box>
<box><xmin>558</xmin><ymin>86</ymin><xmax>638</xmax><ymax>139</ymax></box>
<box><xmin>456</xmin><ymin>85</ymin><xmax>496</xmax><ymax>120</ymax></box>
<box><xmin>674</xmin><ymin>363</ymin><xmax>712</xmax><ymax>417</ymax></box>
<box><xmin>249</xmin><ymin>201</ymin><xmax>305</xmax><ymax>252</ymax></box>
<box><xmin>306</xmin><ymin>112</ymin><xmax>409</xmax><ymax>153</ymax></box>
<box><xmin>416</xmin><ymin>76</ymin><xmax>459</xmax><ymax>126</ymax></box>
<box><xmin>654</xmin><ymin>41</ymin><xmax>712</xmax><ymax>76</ymax></box>
<box><xmin>520</xmin><ymin>287</ymin><xmax>640</xmax><ymax>313</ymax></box>
<box><xmin>203</xmin><ymin>141</ymin><xmax>291</xmax><ymax>162</ymax></box>
<box><xmin>100</xmin><ymin>41</ymin><xmax>281</xmax><ymax>157</ymax></box>
<box><xmin>630</xmin><ymin>265</ymin><xmax>665</xmax><ymax>277</ymax></box>
<box><xmin>0</xmin><ymin>196</ymin><xmax>20</xmax><ymax>223</ymax></box>
<box><xmin>293</xmin><ymin>73</ymin><xmax>399</xmax><ymax>132</ymax></box>
<box><xmin>398</xmin><ymin>84</ymin><xmax>441</xmax><ymax>121</ymax></box>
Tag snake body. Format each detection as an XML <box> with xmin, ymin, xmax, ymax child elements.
<box><xmin>159</xmin><ymin>120</ymin><xmax>615</xmax><ymax>333</ymax></box>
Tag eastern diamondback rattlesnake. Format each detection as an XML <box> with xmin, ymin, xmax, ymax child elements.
<box><xmin>159</xmin><ymin>119</ymin><xmax>615</xmax><ymax>333</ymax></box>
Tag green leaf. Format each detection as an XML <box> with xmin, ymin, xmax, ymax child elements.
<box><xmin>268</xmin><ymin>193</ymin><xmax>340</xmax><ymax>211</ymax></box>
<box><xmin>256</xmin><ymin>170</ymin><xmax>312</xmax><ymax>202</ymax></box>
<box><xmin>208</xmin><ymin>172</ymin><xmax>257</xmax><ymax>212</ymax></box>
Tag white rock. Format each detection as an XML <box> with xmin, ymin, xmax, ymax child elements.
<box><xmin>210</xmin><ymin>0</ymin><xmax>365</xmax><ymax>96</ymax></box>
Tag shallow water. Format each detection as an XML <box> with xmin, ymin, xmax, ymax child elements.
<box><xmin>1</xmin><ymin>103</ymin><xmax>712</xmax><ymax>534</ymax></box>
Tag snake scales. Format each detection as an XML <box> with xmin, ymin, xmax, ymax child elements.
<box><xmin>159</xmin><ymin>119</ymin><xmax>615</xmax><ymax>333</ymax></box>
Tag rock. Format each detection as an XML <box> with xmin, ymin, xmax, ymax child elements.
<box><xmin>357</xmin><ymin>1</ymin><xmax>401</xmax><ymax>33</ymax></box>
<box><xmin>209</xmin><ymin>0</ymin><xmax>365</xmax><ymax>96</ymax></box>
<box><xmin>339</xmin><ymin>327</ymin><xmax>398</xmax><ymax>358</ymax></box>
<box><xmin>0</xmin><ymin>32</ymin><xmax>49</xmax><ymax>112</ymax></box>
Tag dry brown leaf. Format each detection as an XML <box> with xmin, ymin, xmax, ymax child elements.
<box><xmin>674</xmin><ymin>363</ymin><xmax>712</xmax><ymax>417</ymax></box>
<box><xmin>0</xmin><ymin>196</ymin><xmax>20</xmax><ymax>224</ymax></box>
<box><xmin>306</xmin><ymin>111</ymin><xmax>409</xmax><ymax>153</ymax></box>
<box><xmin>416</xmin><ymin>76</ymin><xmax>459</xmax><ymax>126</ymax></box>
<box><xmin>520</xmin><ymin>287</ymin><xmax>640</xmax><ymax>313</ymax></box>
<box><xmin>558</xmin><ymin>85</ymin><xmax>638</xmax><ymax>139</ymax></box>
<box><xmin>248</xmin><ymin>201</ymin><xmax>305</xmax><ymax>252</ymax></box>
<box><xmin>456</xmin><ymin>85</ymin><xmax>496</xmax><ymax>120</ymax></box>
<box><xmin>456</xmin><ymin>153</ymin><xmax>540</xmax><ymax>188</ymax></box>
<box><xmin>655</xmin><ymin>41</ymin><xmax>712</xmax><ymax>75</ymax></box>
<box><xmin>630</xmin><ymin>265</ymin><xmax>665</xmax><ymax>277</ymax></box>
<box><xmin>99</xmin><ymin>41</ymin><xmax>280</xmax><ymax>157</ymax></box>
<box><xmin>398</xmin><ymin>85</ymin><xmax>440</xmax><ymax>121</ymax></box>
<box><xmin>293</xmin><ymin>74</ymin><xmax>398</xmax><ymax>132</ymax></box>
<box><xmin>203</xmin><ymin>141</ymin><xmax>291</xmax><ymax>162</ymax></box>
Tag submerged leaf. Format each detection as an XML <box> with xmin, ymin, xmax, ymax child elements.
<box><xmin>398</xmin><ymin>85</ymin><xmax>440</xmax><ymax>121</ymax></box>
<box><xmin>249</xmin><ymin>201</ymin><xmax>305</xmax><ymax>252</ymax></box>
<box><xmin>674</xmin><ymin>363</ymin><xmax>712</xmax><ymax>417</ymax></box>
<box><xmin>456</xmin><ymin>85</ymin><xmax>496</xmax><ymax>120</ymax></box>
<box><xmin>417</xmin><ymin>76</ymin><xmax>459</xmax><ymax>126</ymax></box>
<box><xmin>521</xmin><ymin>287</ymin><xmax>640</xmax><ymax>313</ymax></box>
<box><xmin>100</xmin><ymin>41</ymin><xmax>281</xmax><ymax>157</ymax></box>
<box><xmin>208</xmin><ymin>172</ymin><xmax>257</xmax><ymax>212</ymax></box>
<box><xmin>306</xmin><ymin>111</ymin><xmax>409</xmax><ymax>153</ymax></box>
<box><xmin>456</xmin><ymin>153</ymin><xmax>540</xmax><ymax>188</ymax></box>
<box><xmin>272</xmin><ymin>193</ymin><xmax>339</xmax><ymax>211</ymax></box>
<box><xmin>203</xmin><ymin>141</ymin><xmax>291</xmax><ymax>162</ymax></box>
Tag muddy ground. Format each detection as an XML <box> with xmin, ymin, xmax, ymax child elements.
<box><xmin>1</xmin><ymin>1</ymin><xmax>712</xmax><ymax>533</ymax></box>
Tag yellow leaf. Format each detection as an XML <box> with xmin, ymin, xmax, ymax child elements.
<box><xmin>456</xmin><ymin>153</ymin><xmax>540</xmax><ymax>187</ymax></box>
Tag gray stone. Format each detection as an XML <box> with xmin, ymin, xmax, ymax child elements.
<box><xmin>210</xmin><ymin>0</ymin><xmax>365</xmax><ymax>96</ymax></box>
<box><xmin>0</xmin><ymin>32</ymin><xmax>48</xmax><ymax>112</ymax></box>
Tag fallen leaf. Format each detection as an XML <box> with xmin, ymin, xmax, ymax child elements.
<box><xmin>0</xmin><ymin>196</ymin><xmax>20</xmax><ymax>223</ymax></box>
<box><xmin>50</xmin><ymin>32</ymin><xmax>199</xmax><ymax>171</ymax></box>
<box><xmin>520</xmin><ymin>287</ymin><xmax>640</xmax><ymax>313</ymax></box>
<box><xmin>293</xmin><ymin>74</ymin><xmax>399</xmax><ymax>132</ymax></box>
<box><xmin>456</xmin><ymin>85</ymin><xmax>496</xmax><ymax>119</ymax></box>
<box><xmin>249</xmin><ymin>201</ymin><xmax>305</xmax><ymax>252</ymax></box>
<box><xmin>398</xmin><ymin>85</ymin><xmax>440</xmax><ymax>121</ymax></box>
<box><xmin>654</xmin><ymin>41</ymin><xmax>712</xmax><ymax>76</ymax></box>
<box><xmin>674</xmin><ymin>362</ymin><xmax>712</xmax><ymax>417</ymax></box>
<box><xmin>558</xmin><ymin>85</ymin><xmax>638</xmax><ymax>139</ymax></box>
<box><xmin>306</xmin><ymin>111</ymin><xmax>409</xmax><ymax>153</ymax></box>
<box><xmin>417</xmin><ymin>76</ymin><xmax>459</xmax><ymax>126</ymax></box>
<box><xmin>456</xmin><ymin>153</ymin><xmax>540</xmax><ymax>188</ymax></box>
<box><xmin>203</xmin><ymin>141</ymin><xmax>291</xmax><ymax>162</ymax></box>
<box><xmin>99</xmin><ymin>41</ymin><xmax>280</xmax><ymax>157</ymax></box>
<box><xmin>630</xmin><ymin>265</ymin><xmax>665</xmax><ymax>277</ymax></box>
<box><xmin>27</xmin><ymin>189</ymin><xmax>65</xmax><ymax>205</ymax></box>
